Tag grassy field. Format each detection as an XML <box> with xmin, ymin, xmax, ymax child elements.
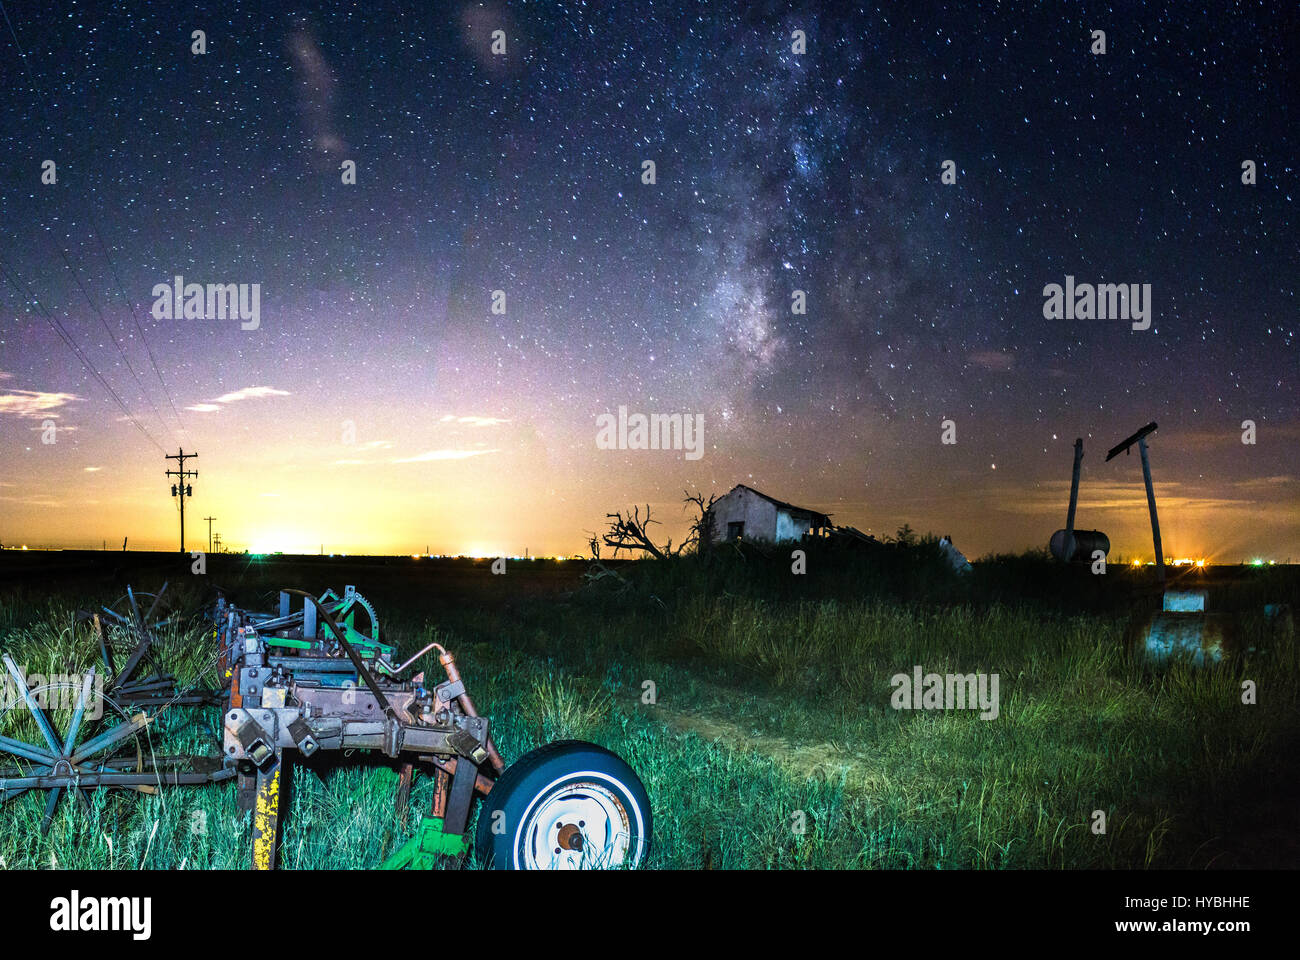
<box><xmin>0</xmin><ymin>545</ymin><xmax>1296</xmax><ymax>869</ymax></box>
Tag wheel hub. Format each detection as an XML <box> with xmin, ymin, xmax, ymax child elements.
<box><xmin>522</xmin><ymin>780</ymin><xmax>632</xmax><ymax>869</ymax></box>
<box><xmin>556</xmin><ymin>822</ymin><xmax>585</xmax><ymax>852</ymax></box>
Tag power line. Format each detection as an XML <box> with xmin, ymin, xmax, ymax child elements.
<box><xmin>0</xmin><ymin>255</ymin><xmax>167</xmax><ymax>455</ymax></box>
<box><xmin>0</xmin><ymin>256</ymin><xmax>166</xmax><ymax>453</ymax></box>
<box><xmin>89</xmin><ymin>219</ymin><xmax>188</xmax><ymax>438</ymax></box>
<box><xmin>55</xmin><ymin>242</ymin><xmax>175</xmax><ymax>445</ymax></box>
<box><xmin>0</xmin><ymin>1</ymin><xmax>36</xmax><ymax>100</ymax></box>
<box><xmin>0</xmin><ymin>0</ymin><xmax>183</xmax><ymax>447</ymax></box>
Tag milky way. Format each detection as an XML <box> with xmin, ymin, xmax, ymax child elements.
<box><xmin>0</xmin><ymin>2</ymin><xmax>1295</xmax><ymax>559</ymax></box>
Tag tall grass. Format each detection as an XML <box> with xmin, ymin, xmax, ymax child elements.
<box><xmin>1</xmin><ymin>552</ymin><xmax>1296</xmax><ymax>869</ymax></box>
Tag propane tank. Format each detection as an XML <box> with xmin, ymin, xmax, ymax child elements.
<box><xmin>1048</xmin><ymin>528</ymin><xmax>1110</xmax><ymax>563</ymax></box>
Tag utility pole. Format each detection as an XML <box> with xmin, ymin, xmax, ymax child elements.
<box><xmin>1137</xmin><ymin>437</ymin><xmax>1164</xmax><ymax>585</ymax></box>
<box><xmin>213</xmin><ymin>532</ymin><xmax>222</xmax><ymax>553</ymax></box>
<box><xmin>204</xmin><ymin>516</ymin><xmax>216</xmax><ymax>554</ymax></box>
<box><xmin>164</xmin><ymin>448</ymin><xmax>199</xmax><ymax>553</ymax></box>
<box><xmin>1106</xmin><ymin>422</ymin><xmax>1165</xmax><ymax>586</ymax></box>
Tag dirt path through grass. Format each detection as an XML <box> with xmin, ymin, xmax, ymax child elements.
<box><xmin>637</xmin><ymin>687</ymin><xmax>887</xmax><ymax>795</ymax></box>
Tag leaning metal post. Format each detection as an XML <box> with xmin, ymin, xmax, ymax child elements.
<box><xmin>1138</xmin><ymin>436</ymin><xmax>1165</xmax><ymax>585</ymax></box>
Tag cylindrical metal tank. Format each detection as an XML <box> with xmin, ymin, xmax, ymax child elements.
<box><xmin>1048</xmin><ymin>529</ymin><xmax>1111</xmax><ymax>563</ymax></box>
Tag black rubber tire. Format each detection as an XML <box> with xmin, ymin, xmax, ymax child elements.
<box><xmin>475</xmin><ymin>740</ymin><xmax>652</xmax><ymax>870</ymax></box>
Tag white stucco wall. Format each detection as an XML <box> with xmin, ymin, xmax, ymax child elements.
<box><xmin>774</xmin><ymin>509</ymin><xmax>812</xmax><ymax>542</ymax></box>
<box><xmin>709</xmin><ymin>487</ymin><xmax>816</xmax><ymax>543</ymax></box>
<box><xmin>709</xmin><ymin>487</ymin><xmax>779</xmax><ymax>541</ymax></box>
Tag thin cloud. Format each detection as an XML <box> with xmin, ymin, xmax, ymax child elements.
<box><xmin>186</xmin><ymin>387</ymin><xmax>291</xmax><ymax>413</ymax></box>
<box><xmin>212</xmin><ymin>386</ymin><xmax>291</xmax><ymax>404</ymax></box>
<box><xmin>393</xmin><ymin>448</ymin><xmax>501</xmax><ymax>463</ymax></box>
<box><xmin>969</xmin><ymin>350</ymin><xmax>1015</xmax><ymax>372</ymax></box>
<box><xmin>1234</xmin><ymin>475</ymin><xmax>1295</xmax><ymax>490</ymax></box>
<box><xmin>440</xmin><ymin>414</ymin><xmax>511</xmax><ymax>427</ymax></box>
<box><xmin>989</xmin><ymin>479</ymin><xmax>1257</xmax><ymax>515</ymax></box>
<box><xmin>0</xmin><ymin>389</ymin><xmax>80</xmax><ymax>419</ymax></box>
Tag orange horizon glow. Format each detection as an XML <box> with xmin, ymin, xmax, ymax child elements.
<box><xmin>2</xmin><ymin>397</ymin><xmax>1297</xmax><ymax>561</ymax></box>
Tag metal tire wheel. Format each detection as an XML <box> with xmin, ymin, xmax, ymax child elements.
<box><xmin>0</xmin><ymin>660</ymin><xmax>158</xmax><ymax>835</ymax></box>
<box><xmin>475</xmin><ymin>740</ymin><xmax>651</xmax><ymax>870</ymax></box>
<box><xmin>104</xmin><ymin>588</ymin><xmax>175</xmax><ymax>634</ymax></box>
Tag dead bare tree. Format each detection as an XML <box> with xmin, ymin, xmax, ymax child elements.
<box><xmin>598</xmin><ymin>504</ymin><xmax>673</xmax><ymax>559</ymax></box>
<box><xmin>586</xmin><ymin>489</ymin><xmax>721</xmax><ymax>574</ymax></box>
<box><xmin>681</xmin><ymin>489</ymin><xmax>720</xmax><ymax>555</ymax></box>
<box><xmin>581</xmin><ymin>530</ymin><xmax>631</xmax><ymax>588</ymax></box>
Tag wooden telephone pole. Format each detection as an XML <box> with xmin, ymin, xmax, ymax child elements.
<box><xmin>165</xmin><ymin>448</ymin><xmax>199</xmax><ymax>553</ymax></box>
<box><xmin>204</xmin><ymin>516</ymin><xmax>216</xmax><ymax>554</ymax></box>
<box><xmin>1106</xmin><ymin>423</ymin><xmax>1164</xmax><ymax>585</ymax></box>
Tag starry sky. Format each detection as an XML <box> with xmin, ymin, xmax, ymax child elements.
<box><xmin>0</xmin><ymin>1</ymin><xmax>1295</xmax><ymax>560</ymax></box>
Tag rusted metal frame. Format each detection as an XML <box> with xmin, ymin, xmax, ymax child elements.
<box><xmin>281</xmin><ymin>589</ymin><xmax>397</xmax><ymax>724</ymax></box>
<box><xmin>116</xmin><ymin>678</ymin><xmax>178</xmax><ymax>694</ymax></box>
<box><xmin>108</xmin><ymin>587</ymin><xmax>158</xmax><ymax>692</ymax></box>
<box><xmin>2</xmin><ymin>765</ymin><xmax>50</xmax><ymax>800</ymax></box>
<box><xmin>113</xmin><ymin>692</ymin><xmax>212</xmax><ymax>708</ymax></box>
<box><xmin>426</xmin><ymin>755</ymin><xmax>494</xmax><ymax>796</ymax></box>
<box><xmin>1</xmin><ymin>769</ymin><xmax>232</xmax><ymax>789</ymax></box>
<box><xmin>70</xmin><ymin>713</ymin><xmax>151</xmax><ymax>765</ymax></box>
<box><xmin>431</xmin><ymin>765</ymin><xmax>450</xmax><ymax>818</ymax></box>
<box><xmin>441</xmin><ymin>751</ymin><xmax>478</xmax><ymax>838</ymax></box>
<box><xmin>395</xmin><ymin>761</ymin><xmax>414</xmax><ymax>821</ymax></box>
<box><xmin>434</xmin><ymin>651</ymin><xmax>506</xmax><ymax>773</ymax></box>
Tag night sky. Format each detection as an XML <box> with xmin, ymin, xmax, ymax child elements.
<box><xmin>0</xmin><ymin>1</ymin><xmax>1295</xmax><ymax>560</ymax></box>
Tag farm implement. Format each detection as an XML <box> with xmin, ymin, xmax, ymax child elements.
<box><xmin>0</xmin><ymin>585</ymin><xmax>652</xmax><ymax>870</ymax></box>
